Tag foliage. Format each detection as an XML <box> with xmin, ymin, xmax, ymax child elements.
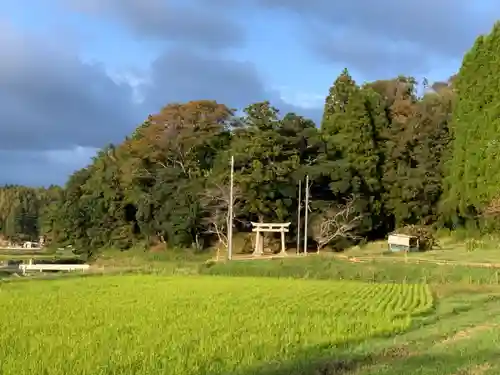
<box><xmin>0</xmin><ymin>275</ymin><xmax>431</xmax><ymax>375</ymax></box>
<box><xmin>442</xmin><ymin>22</ymin><xmax>500</xmax><ymax>226</ymax></box>
<box><xmin>0</xmin><ymin>79</ymin><xmax>455</xmax><ymax>254</ymax></box>
<box><xmin>11</xmin><ymin>22</ymin><xmax>500</xmax><ymax>253</ymax></box>
<box><xmin>0</xmin><ymin>185</ymin><xmax>58</xmax><ymax>244</ymax></box>
<box><xmin>321</xmin><ymin>70</ymin><xmax>386</xmax><ymax>237</ymax></box>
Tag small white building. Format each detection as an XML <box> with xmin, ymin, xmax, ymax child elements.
<box><xmin>387</xmin><ymin>233</ymin><xmax>419</xmax><ymax>252</ymax></box>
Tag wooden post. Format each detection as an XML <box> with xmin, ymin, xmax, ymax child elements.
<box><xmin>280</xmin><ymin>227</ymin><xmax>286</xmax><ymax>254</ymax></box>
<box><xmin>304</xmin><ymin>175</ymin><xmax>309</xmax><ymax>255</ymax></box>
<box><xmin>254</xmin><ymin>228</ymin><xmax>260</xmax><ymax>256</ymax></box>
<box><xmin>259</xmin><ymin>232</ymin><xmax>264</xmax><ymax>254</ymax></box>
<box><xmin>297</xmin><ymin>180</ymin><xmax>301</xmax><ymax>254</ymax></box>
<box><xmin>227</xmin><ymin>155</ymin><xmax>234</xmax><ymax>260</ymax></box>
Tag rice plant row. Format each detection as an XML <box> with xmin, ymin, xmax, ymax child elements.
<box><xmin>0</xmin><ymin>275</ymin><xmax>433</xmax><ymax>375</ymax></box>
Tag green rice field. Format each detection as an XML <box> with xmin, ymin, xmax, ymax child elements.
<box><xmin>0</xmin><ymin>275</ymin><xmax>432</xmax><ymax>375</ymax></box>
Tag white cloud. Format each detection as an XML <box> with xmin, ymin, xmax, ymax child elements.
<box><xmin>275</xmin><ymin>86</ymin><xmax>324</xmax><ymax>109</ymax></box>
<box><xmin>45</xmin><ymin>146</ymin><xmax>97</xmax><ymax>166</ymax></box>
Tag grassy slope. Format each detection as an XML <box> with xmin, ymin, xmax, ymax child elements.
<box><xmin>345</xmin><ymin>232</ymin><xmax>500</xmax><ymax>265</ymax></box>
<box><xmin>202</xmin><ymin>245</ymin><xmax>500</xmax><ymax>373</ymax></box>
<box><xmin>203</xmin><ymin>255</ymin><xmax>500</xmax><ymax>285</ymax></box>
<box><xmin>191</xmin><ymin>246</ymin><xmax>500</xmax><ymax>374</ymax></box>
<box><xmin>240</xmin><ymin>284</ymin><xmax>500</xmax><ymax>375</ymax></box>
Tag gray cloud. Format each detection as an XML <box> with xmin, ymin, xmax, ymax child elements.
<box><xmin>65</xmin><ymin>0</ymin><xmax>245</xmax><ymax>50</ymax></box>
<box><xmin>0</xmin><ymin>148</ymin><xmax>97</xmax><ymax>186</ymax></box>
<box><xmin>255</xmin><ymin>0</ymin><xmax>500</xmax><ymax>77</ymax></box>
<box><xmin>1</xmin><ymin>0</ymin><xmax>331</xmax><ymax>186</ymax></box>
<box><xmin>310</xmin><ymin>27</ymin><xmax>431</xmax><ymax>77</ymax></box>
<box><xmin>0</xmin><ymin>23</ymin><xmax>140</xmax><ymax>185</ymax></box>
<box><xmin>142</xmin><ymin>48</ymin><xmax>267</xmax><ymax>110</ymax></box>
<box><xmin>0</xmin><ymin>24</ymin><xmax>141</xmax><ymax>151</ymax></box>
<box><xmin>141</xmin><ymin>47</ymin><xmax>322</xmax><ymax>123</ymax></box>
<box><xmin>0</xmin><ymin>31</ymin><xmax>320</xmax><ymax>185</ymax></box>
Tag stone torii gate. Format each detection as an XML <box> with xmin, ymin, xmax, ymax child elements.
<box><xmin>251</xmin><ymin>222</ymin><xmax>291</xmax><ymax>256</ymax></box>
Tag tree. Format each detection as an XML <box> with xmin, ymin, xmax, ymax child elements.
<box><xmin>442</xmin><ymin>22</ymin><xmax>500</xmax><ymax>228</ymax></box>
<box><xmin>0</xmin><ymin>186</ymin><xmax>47</xmax><ymax>243</ymax></box>
<box><xmin>321</xmin><ymin>69</ymin><xmax>386</xmax><ymax>237</ymax></box>
<box><xmin>119</xmin><ymin>100</ymin><xmax>236</xmax><ymax>249</ymax></box>
<box><xmin>229</xmin><ymin>102</ymin><xmax>319</xmax><ymax>225</ymax></box>
<box><xmin>309</xmin><ymin>198</ymin><xmax>362</xmax><ymax>252</ymax></box>
<box><xmin>15</xmin><ymin>26</ymin><xmax>495</xmax><ymax>254</ymax></box>
<box><xmin>200</xmin><ymin>170</ymin><xmax>241</xmax><ymax>258</ymax></box>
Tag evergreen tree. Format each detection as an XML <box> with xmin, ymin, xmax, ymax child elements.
<box><xmin>321</xmin><ymin>69</ymin><xmax>385</xmax><ymax>236</ymax></box>
<box><xmin>442</xmin><ymin>22</ymin><xmax>500</xmax><ymax>226</ymax></box>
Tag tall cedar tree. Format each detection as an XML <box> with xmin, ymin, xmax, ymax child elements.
<box><xmin>321</xmin><ymin>69</ymin><xmax>385</xmax><ymax>237</ymax></box>
<box><xmin>443</xmin><ymin>22</ymin><xmax>500</xmax><ymax>227</ymax></box>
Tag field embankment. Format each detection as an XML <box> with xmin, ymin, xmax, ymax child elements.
<box><xmin>202</xmin><ymin>254</ymin><xmax>500</xmax><ymax>285</ymax></box>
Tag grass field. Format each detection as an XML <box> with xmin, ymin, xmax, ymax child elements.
<box><xmin>2</xmin><ymin>236</ymin><xmax>500</xmax><ymax>374</ymax></box>
<box><xmin>203</xmin><ymin>254</ymin><xmax>500</xmax><ymax>285</ymax></box>
<box><xmin>344</xmin><ymin>232</ymin><xmax>500</xmax><ymax>265</ymax></box>
<box><xmin>0</xmin><ymin>275</ymin><xmax>432</xmax><ymax>375</ymax></box>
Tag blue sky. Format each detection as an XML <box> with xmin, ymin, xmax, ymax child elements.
<box><xmin>0</xmin><ymin>0</ymin><xmax>499</xmax><ymax>186</ymax></box>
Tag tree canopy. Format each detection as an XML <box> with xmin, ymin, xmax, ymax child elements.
<box><xmin>5</xmin><ymin>22</ymin><xmax>500</xmax><ymax>254</ymax></box>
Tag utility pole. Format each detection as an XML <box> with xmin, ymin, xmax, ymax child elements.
<box><xmin>227</xmin><ymin>156</ymin><xmax>234</xmax><ymax>260</ymax></box>
<box><xmin>296</xmin><ymin>179</ymin><xmax>301</xmax><ymax>255</ymax></box>
<box><xmin>303</xmin><ymin>175</ymin><xmax>309</xmax><ymax>255</ymax></box>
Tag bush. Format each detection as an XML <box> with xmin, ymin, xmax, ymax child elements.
<box><xmin>396</xmin><ymin>225</ymin><xmax>439</xmax><ymax>251</ymax></box>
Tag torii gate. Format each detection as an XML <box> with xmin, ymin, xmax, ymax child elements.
<box><xmin>251</xmin><ymin>222</ymin><xmax>291</xmax><ymax>256</ymax></box>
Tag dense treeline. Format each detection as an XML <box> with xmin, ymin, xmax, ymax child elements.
<box><xmin>4</xmin><ymin>23</ymin><xmax>500</xmax><ymax>254</ymax></box>
<box><xmin>0</xmin><ymin>185</ymin><xmax>61</xmax><ymax>243</ymax></box>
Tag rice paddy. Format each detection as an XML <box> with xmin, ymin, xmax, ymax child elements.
<box><xmin>0</xmin><ymin>275</ymin><xmax>432</xmax><ymax>375</ymax></box>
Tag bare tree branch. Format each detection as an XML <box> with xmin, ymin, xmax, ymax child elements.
<box><xmin>200</xmin><ymin>177</ymin><xmax>242</xmax><ymax>251</ymax></box>
<box><xmin>483</xmin><ymin>196</ymin><xmax>500</xmax><ymax>217</ymax></box>
<box><xmin>309</xmin><ymin>198</ymin><xmax>363</xmax><ymax>251</ymax></box>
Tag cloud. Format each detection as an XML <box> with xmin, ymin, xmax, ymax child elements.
<box><xmin>140</xmin><ymin>47</ymin><xmax>323</xmax><ymax>123</ymax></box>
<box><xmin>275</xmin><ymin>86</ymin><xmax>325</xmax><ymax>109</ymax></box>
<box><xmin>0</xmin><ymin>28</ymin><xmax>320</xmax><ymax>185</ymax></box>
<box><xmin>0</xmin><ymin>22</ymin><xmax>141</xmax><ymax>185</ymax></box>
<box><xmin>0</xmin><ymin>23</ymin><xmax>141</xmax><ymax>151</ymax></box>
<box><xmin>0</xmin><ymin>148</ymin><xmax>97</xmax><ymax>186</ymax></box>
<box><xmin>311</xmin><ymin>28</ymin><xmax>430</xmax><ymax>77</ymax></box>
<box><xmin>0</xmin><ymin>0</ymin><xmax>331</xmax><ymax>186</ymax></box>
<box><xmin>142</xmin><ymin>48</ymin><xmax>267</xmax><ymax>110</ymax></box>
<box><xmin>65</xmin><ymin>0</ymin><xmax>245</xmax><ymax>50</ymax></box>
<box><xmin>255</xmin><ymin>0</ymin><xmax>500</xmax><ymax>77</ymax></box>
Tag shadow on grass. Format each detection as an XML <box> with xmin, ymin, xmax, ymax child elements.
<box><xmin>224</xmin><ymin>295</ymin><xmax>500</xmax><ymax>375</ymax></box>
<box><xmin>230</xmin><ymin>345</ymin><xmax>496</xmax><ymax>375</ymax></box>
